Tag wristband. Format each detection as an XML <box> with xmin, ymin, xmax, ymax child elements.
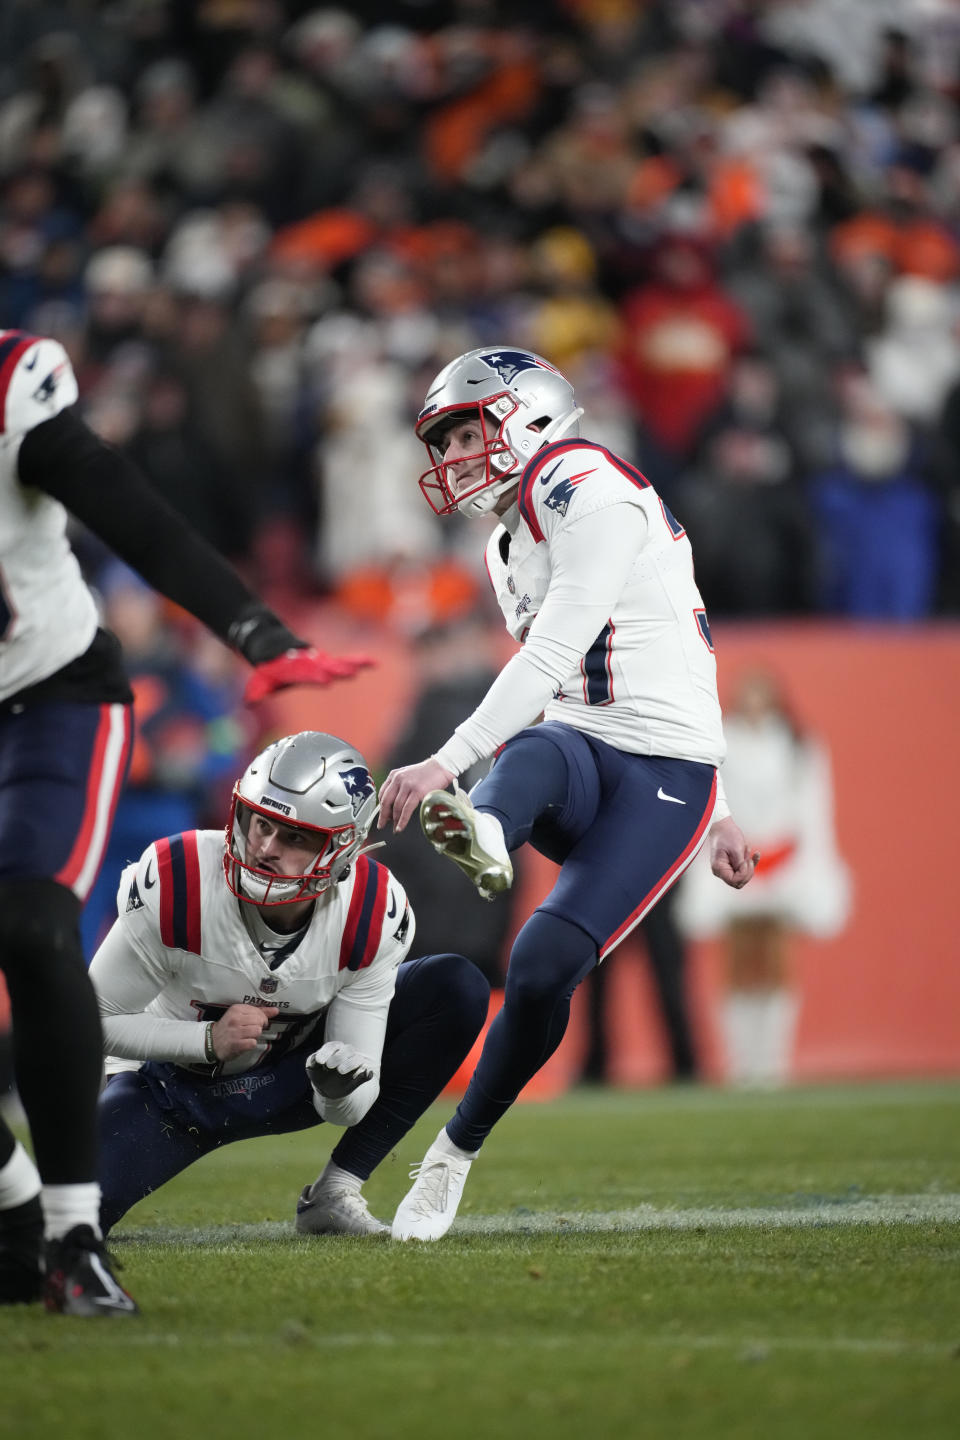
<box><xmin>227</xmin><ymin>603</ymin><xmax>304</xmax><ymax>665</ymax></box>
<box><xmin>203</xmin><ymin>1022</ymin><xmax>217</xmax><ymax>1064</ymax></box>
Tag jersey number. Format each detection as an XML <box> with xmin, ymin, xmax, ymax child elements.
<box><xmin>190</xmin><ymin>1002</ymin><xmax>321</xmax><ymax>1069</ymax></box>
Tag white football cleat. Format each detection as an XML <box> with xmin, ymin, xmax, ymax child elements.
<box><xmin>391</xmin><ymin>1131</ymin><xmax>475</xmax><ymax>1242</ymax></box>
<box><xmin>420</xmin><ymin>787</ymin><xmax>512</xmax><ymax>901</ymax></box>
<box><xmin>295</xmin><ymin>1183</ymin><xmax>388</xmax><ymax>1237</ymax></box>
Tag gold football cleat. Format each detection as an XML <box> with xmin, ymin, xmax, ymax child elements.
<box><xmin>419</xmin><ymin>787</ymin><xmax>513</xmax><ymax>901</ymax></box>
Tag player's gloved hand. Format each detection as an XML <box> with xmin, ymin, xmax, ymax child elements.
<box><xmin>243</xmin><ymin>647</ymin><xmax>375</xmax><ymax>704</ymax></box>
<box><xmin>306</xmin><ymin>1041</ymin><xmax>376</xmax><ymax>1100</ymax></box>
<box><xmin>228</xmin><ymin>602</ymin><xmax>374</xmax><ymax>702</ymax></box>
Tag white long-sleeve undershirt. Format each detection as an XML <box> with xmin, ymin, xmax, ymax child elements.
<box><xmin>92</xmin><ymin>923</ymin><xmax>209</xmax><ymax>1063</ymax></box>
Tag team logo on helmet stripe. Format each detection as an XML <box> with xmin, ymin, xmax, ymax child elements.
<box><xmin>339</xmin><ymin>765</ymin><xmax>375</xmax><ymax>817</ymax></box>
<box><xmin>480</xmin><ymin>350</ymin><xmax>557</xmax><ymax>385</ymax></box>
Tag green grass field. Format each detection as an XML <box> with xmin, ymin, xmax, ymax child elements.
<box><xmin>2</xmin><ymin>1080</ymin><xmax>958</xmax><ymax>1440</ymax></box>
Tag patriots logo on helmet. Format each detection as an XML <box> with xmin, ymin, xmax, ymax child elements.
<box><xmin>339</xmin><ymin>765</ymin><xmax>375</xmax><ymax>817</ymax></box>
<box><xmin>481</xmin><ymin>350</ymin><xmax>556</xmax><ymax>385</ymax></box>
<box><xmin>544</xmin><ymin>475</ymin><xmax>584</xmax><ymax>518</ymax></box>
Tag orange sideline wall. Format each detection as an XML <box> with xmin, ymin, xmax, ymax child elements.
<box><xmin>227</xmin><ymin>615</ymin><xmax>960</xmax><ymax>1090</ymax></box>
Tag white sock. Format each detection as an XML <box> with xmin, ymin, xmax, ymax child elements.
<box><xmin>721</xmin><ymin>993</ymin><xmax>766</xmax><ymax>1084</ymax></box>
<box><xmin>42</xmin><ymin>1182</ymin><xmax>102</xmax><ymax>1241</ymax></box>
<box><xmin>0</xmin><ymin>1140</ymin><xmax>41</xmax><ymax>1208</ymax></box>
<box><xmin>435</xmin><ymin>1126</ymin><xmax>478</xmax><ymax>1161</ymax></box>
<box><xmin>314</xmin><ymin>1159</ymin><xmax>362</xmax><ymax>1195</ymax></box>
<box><xmin>754</xmin><ymin>989</ymin><xmax>799</xmax><ymax>1086</ymax></box>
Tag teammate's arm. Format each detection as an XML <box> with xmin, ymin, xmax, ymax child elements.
<box><xmin>90</xmin><ymin>918</ymin><xmax>280</xmax><ymax>1063</ymax></box>
<box><xmin>380</xmin><ymin>502</ymin><xmax>645</xmax><ymax>829</ymax></box>
<box><xmin>438</xmin><ymin>503</ymin><xmax>645</xmax><ymax>774</ymax></box>
<box><xmin>17</xmin><ymin>407</ymin><xmax>370</xmax><ymax>690</ymax></box>
<box><xmin>89</xmin><ymin>919</ymin><xmax>210</xmax><ymax>1063</ymax></box>
<box><xmin>308</xmin><ymin>955</ymin><xmax>400</xmax><ymax>1127</ymax></box>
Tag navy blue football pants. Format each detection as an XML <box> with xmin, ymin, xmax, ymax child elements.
<box><xmin>97</xmin><ymin>952</ymin><xmax>489</xmax><ymax>1233</ymax></box>
<box><xmin>446</xmin><ymin>723</ymin><xmax>716</xmax><ymax>1152</ymax></box>
<box><xmin>0</xmin><ymin>699</ymin><xmax>131</xmax><ymax>1185</ymax></box>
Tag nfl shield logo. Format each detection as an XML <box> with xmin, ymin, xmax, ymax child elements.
<box><xmin>260</xmin><ymin>976</ymin><xmax>279</xmax><ymax>994</ymax></box>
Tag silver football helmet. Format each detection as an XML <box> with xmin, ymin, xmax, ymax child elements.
<box><xmin>416</xmin><ymin>347</ymin><xmax>583</xmax><ymax>517</ymax></box>
<box><xmin>223</xmin><ymin>731</ymin><xmax>378</xmax><ymax>907</ymax></box>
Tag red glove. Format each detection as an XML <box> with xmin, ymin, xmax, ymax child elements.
<box><xmin>243</xmin><ymin>647</ymin><xmax>375</xmax><ymax>704</ymax></box>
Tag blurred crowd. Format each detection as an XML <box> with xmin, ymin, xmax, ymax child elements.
<box><xmin>4</xmin><ymin>0</ymin><xmax>960</xmax><ymax>636</ymax></box>
<box><xmin>4</xmin><ymin>0</ymin><xmax>956</xmax><ymax>1093</ymax></box>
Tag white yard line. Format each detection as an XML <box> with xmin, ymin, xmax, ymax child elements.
<box><xmin>120</xmin><ymin>1192</ymin><xmax>960</xmax><ymax>1249</ymax></box>
<box><xmin>455</xmin><ymin>1194</ymin><xmax>960</xmax><ymax>1233</ymax></box>
<box><xmin>34</xmin><ymin>1329</ymin><xmax>953</xmax><ymax>1360</ymax></box>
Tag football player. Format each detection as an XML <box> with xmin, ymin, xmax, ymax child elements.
<box><xmin>378</xmin><ymin>347</ymin><xmax>759</xmax><ymax>1240</ymax></box>
<box><xmin>0</xmin><ymin>328</ymin><xmax>370</xmax><ymax>1315</ymax></box>
<box><xmin>91</xmin><ymin>731</ymin><xmax>488</xmax><ymax>1240</ymax></box>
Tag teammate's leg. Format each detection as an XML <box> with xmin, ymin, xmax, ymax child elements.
<box><xmin>332</xmin><ymin>952</ymin><xmax>490</xmax><ymax>1178</ymax></box>
<box><xmin>392</xmin><ymin>914</ymin><xmax>596</xmax><ymax>1240</ymax></box>
<box><xmin>0</xmin><ymin>700</ymin><xmax>136</xmax><ymax>1311</ymax></box>
<box><xmin>298</xmin><ymin>953</ymin><xmax>489</xmax><ymax>1235</ymax></box>
<box><xmin>0</xmin><ymin>879</ymin><xmax>137</xmax><ymax>1312</ymax></box>
<box><xmin>470</xmin><ymin>727</ymin><xmax>584</xmax><ymax>848</ymax></box>
<box><xmin>419</xmin><ymin>723</ymin><xmax>601</xmax><ymax>897</ymax></box>
<box><xmin>393</xmin><ymin>750</ymin><xmax>716</xmax><ymax>1240</ymax></box>
<box><xmin>0</xmin><ymin>1122</ymin><xmax>43</xmax><ymax>1303</ymax></box>
<box><xmin>447</xmin><ymin>912</ymin><xmax>596</xmax><ymax>1151</ymax></box>
<box><xmin>0</xmin><ymin>881</ymin><xmax>102</xmax><ymax>1284</ymax></box>
<box><xmin>97</xmin><ymin>1071</ymin><xmax>209</xmax><ymax>1235</ymax></box>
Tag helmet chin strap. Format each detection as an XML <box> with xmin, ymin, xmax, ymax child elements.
<box><xmin>237</xmin><ymin>870</ymin><xmax>306</xmax><ymax>904</ymax></box>
<box><xmin>455</xmin><ymin>405</ymin><xmax>585</xmax><ymax>518</ymax></box>
<box><xmin>457</xmin><ymin>473</ymin><xmax>519</xmax><ymax>518</ymax></box>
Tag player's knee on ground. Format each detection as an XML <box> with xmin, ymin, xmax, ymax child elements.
<box><xmin>506</xmin><ymin>911</ymin><xmax>597</xmax><ymax>1009</ymax></box>
<box><xmin>0</xmin><ymin>879</ymin><xmax>84</xmax><ymax>993</ymax></box>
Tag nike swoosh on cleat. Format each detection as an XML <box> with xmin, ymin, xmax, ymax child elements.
<box><xmin>657</xmin><ymin>787</ymin><xmax>686</xmax><ymax>805</ymax></box>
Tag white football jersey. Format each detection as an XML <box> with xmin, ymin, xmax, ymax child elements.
<box><xmin>484</xmin><ymin>439</ymin><xmax>725</xmax><ymax>766</ymax></box>
<box><xmin>0</xmin><ymin>330</ymin><xmax>97</xmax><ymax>701</ymax></box>
<box><xmin>92</xmin><ymin>829</ymin><xmax>414</xmax><ymax>1077</ymax></box>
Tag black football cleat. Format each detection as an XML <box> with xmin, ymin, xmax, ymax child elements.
<box><xmin>43</xmin><ymin>1224</ymin><xmax>138</xmax><ymax>1317</ymax></box>
<box><xmin>0</xmin><ymin>1194</ymin><xmax>44</xmax><ymax>1304</ymax></box>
